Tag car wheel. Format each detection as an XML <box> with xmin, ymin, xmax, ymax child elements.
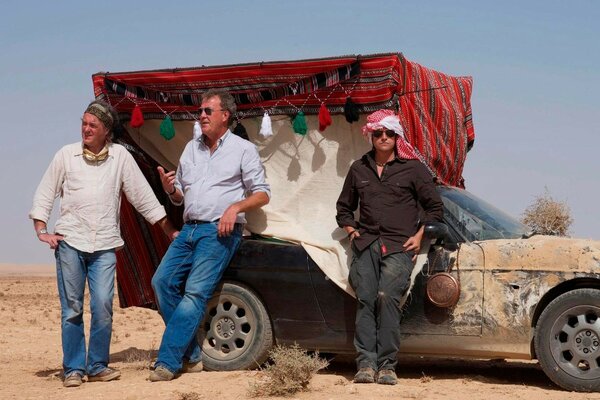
<box><xmin>534</xmin><ymin>288</ymin><xmax>600</xmax><ymax>392</ymax></box>
<box><xmin>197</xmin><ymin>282</ymin><xmax>273</xmax><ymax>371</ymax></box>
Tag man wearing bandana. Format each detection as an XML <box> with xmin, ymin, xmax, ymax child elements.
<box><xmin>336</xmin><ymin>109</ymin><xmax>443</xmax><ymax>385</ymax></box>
<box><xmin>30</xmin><ymin>100</ymin><xmax>178</xmax><ymax>388</ymax></box>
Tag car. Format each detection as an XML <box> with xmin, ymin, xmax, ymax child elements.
<box><xmin>197</xmin><ymin>185</ymin><xmax>600</xmax><ymax>392</ymax></box>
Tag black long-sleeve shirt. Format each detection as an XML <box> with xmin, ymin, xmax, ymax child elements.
<box><xmin>336</xmin><ymin>151</ymin><xmax>444</xmax><ymax>254</ymax></box>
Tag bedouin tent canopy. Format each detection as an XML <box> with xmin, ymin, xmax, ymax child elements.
<box><xmin>92</xmin><ymin>52</ymin><xmax>474</xmax><ymax>308</ymax></box>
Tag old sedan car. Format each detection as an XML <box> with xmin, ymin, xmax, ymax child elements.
<box><xmin>197</xmin><ymin>185</ymin><xmax>600</xmax><ymax>392</ymax></box>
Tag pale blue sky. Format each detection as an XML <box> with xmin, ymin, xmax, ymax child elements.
<box><xmin>1</xmin><ymin>1</ymin><xmax>599</xmax><ymax>264</ymax></box>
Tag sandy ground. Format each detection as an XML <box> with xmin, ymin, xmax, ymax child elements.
<box><xmin>1</xmin><ymin>263</ymin><xmax>599</xmax><ymax>400</ymax></box>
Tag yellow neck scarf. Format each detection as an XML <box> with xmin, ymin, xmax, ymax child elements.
<box><xmin>83</xmin><ymin>144</ymin><xmax>109</xmax><ymax>162</ymax></box>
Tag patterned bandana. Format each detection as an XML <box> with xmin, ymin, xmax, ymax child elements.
<box><xmin>84</xmin><ymin>102</ymin><xmax>114</xmax><ymax>131</ymax></box>
<box><xmin>82</xmin><ymin>144</ymin><xmax>109</xmax><ymax>162</ymax></box>
<box><xmin>361</xmin><ymin>109</ymin><xmax>418</xmax><ymax>160</ymax></box>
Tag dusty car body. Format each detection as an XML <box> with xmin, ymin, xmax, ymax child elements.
<box><xmin>198</xmin><ymin>186</ymin><xmax>600</xmax><ymax>392</ymax></box>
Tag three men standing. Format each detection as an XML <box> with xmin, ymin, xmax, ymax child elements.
<box><xmin>32</xmin><ymin>95</ymin><xmax>437</xmax><ymax>388</ymax></box>
<box><xmin>336</xmin><ymin>109</ymin><xmax>443</xmax><ymax>385</ymax></box>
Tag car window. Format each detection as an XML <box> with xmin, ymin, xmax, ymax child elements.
<box><xmin>438</xmin><ymin>186</ymin><xmax>530</xmax><ymax>241</ymax></box>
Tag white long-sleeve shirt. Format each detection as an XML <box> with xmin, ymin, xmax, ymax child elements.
<box><xmin>29</xmin><ymin>142</ymin><xmax>167</xmax><ymax>253</ymax></box>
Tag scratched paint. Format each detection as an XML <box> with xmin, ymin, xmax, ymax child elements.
<box><xmin>401</xmin><ymin>236</ymin><xmax>600</xmax><ymax>359</ymax></box>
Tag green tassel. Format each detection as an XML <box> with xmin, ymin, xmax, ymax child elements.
<box><xmin>292</xmin><ymin>111</ymin><xmax>307</xmax><ymax>135</ymax></box>
<box><xmin>160</xmin><ymin>116</ymin><xmax>176</xmax><ymax>140</ymax></box>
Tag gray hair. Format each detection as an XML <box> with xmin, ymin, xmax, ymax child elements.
<box><xmin>202</xmin><ymin>89</ymin><xmax>237</xmax><ymax>126</ymax></box>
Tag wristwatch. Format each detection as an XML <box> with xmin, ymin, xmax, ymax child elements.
<box><xmin>37</xmin><ymin>228</ymin><xmax>48</xmax><ymax>236</ymax></box>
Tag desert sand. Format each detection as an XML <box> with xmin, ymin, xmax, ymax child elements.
<box><xmin>1</xmin><ymin>263</ymin><xmax>599</xmax><ymax>400</ymax></box>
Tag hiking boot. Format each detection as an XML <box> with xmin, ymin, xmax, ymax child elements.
<box><xmin>182</xmin><ymin>361</ymin><xmax>203</xmax><ymax>373</ymax></box>
<box><xmin>353</xmin><ymin>367</ymin><xmax>376</xmax><ymax>383</ymax></box>
<box><xmin>377</xmin><ymin>369</ymin><xmax>397</xmax><ymax>385</ymax></box>
<box><xmin>63</xmin><ymin>372</ymin><xmax>83</xmax><ymax>388</ymax></box>
<box><xmin>87</xmin><ymin>367</ymin><xmax>121</xmax><ymax>382</ymax></box>
<box><xmin>148</xmin><ymin>365</ymin><xmax>175</xmax><ymax>382</ymax></box>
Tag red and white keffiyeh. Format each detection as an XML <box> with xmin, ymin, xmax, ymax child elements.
<box><xmin>361</xmin><ymin>109</ymin><xmax>418</xmax><ymax>160</ymax></box>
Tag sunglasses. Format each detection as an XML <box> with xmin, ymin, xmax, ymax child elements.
<box><xmin>372</xmin><ymin>130</ymin><xmax>396</xmax><ymax>139</ymax></box>
<box><xmin>198</xmin><ymin>107</ymin><xmax>224</xmax><ymax>116</ymax></box>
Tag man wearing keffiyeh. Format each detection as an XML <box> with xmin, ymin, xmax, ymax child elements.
<box><xmin>336</xmin><ymin>109</ymin><xmax>443</xmax><ymax>385</ymax></box>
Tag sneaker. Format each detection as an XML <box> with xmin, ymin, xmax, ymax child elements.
<box><xmin>377</xmin><ymin>369</ymin><xmax>397</xmax><ymax>385</ymax></box>
<box><xmin>87</xmin><ymin>367</ymin><xmax>121</xmax><ymax>382</ymax></box>
<box><xmin>148</xmin><ymin>365</ymin><xmax>175</xmax><ymax>382</ymax></box>
<box><xmin>182</xmin><ymin>361</ymin><xmax>203</xmax><ymax>373</ymax></box>
<box><xmin>353</xmin><ymin>367</ymin><xmax>376</xmax><ymax>383</ymax></box>
<box><xmin>63</xmin><ymin>372</ymin><xmax>83</xmax><ymax>388</ymax></box>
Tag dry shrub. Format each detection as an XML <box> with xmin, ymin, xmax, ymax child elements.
<box><xmin>521</xmin><ymin>189</ymin><xmax>573</xmax><ymax>236</ymax></box>
<box><xmin>248</xmin><ymin>344</ymin><xmax>329</xmax><ymax>397</ymax></box>
<box><xmin>122</xmin><ymin>347</ymin><xmax>155</xmax><ymax>370</ymax></box>
<box><xmin>174</xmin><ymin>391</ymin><xmax>202</xmax><ymax>400</ymax></box>
<box><xmin>420</xmin><ymin>372</ymin><xmax>432</xmax><ymax>383</ymax></box>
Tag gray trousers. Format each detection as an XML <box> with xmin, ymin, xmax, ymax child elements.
<box><xmin>349</xmin><ymin>239</ymin><xmax>413</xmax><ymax>371</ymax></box>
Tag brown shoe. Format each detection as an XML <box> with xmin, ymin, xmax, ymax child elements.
<box><xmin>182</xmin><ymin>361</ymin><xmax>203</xmax><ymax>373</ymax></box>
<box><xmin>87</xmin><ymin>367</ymin><xmax>121</xmax><ymax>382</ymax></box>
<box><xmin>63</xmin><ymin>372</ymin><xmax>83</xmax><ymax>388</ymax></box>
<box><xmin>148</xmin><ymin>365</ymin><xmax>175</xmax><ymax>382</ymax></box>
<box><xmin>377</xmin><ymin>369</ymin><xmax>397</xmax><ymax>385</ymax></box>
<box><xmin>354</xmin><ymin>367</ymin><xmax>376</xmax><ymax>383</ymax></box>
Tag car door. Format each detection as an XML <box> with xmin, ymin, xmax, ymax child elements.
<box><xmin>400</xmin><ymin>241</ymin><xmax>485</xmax><ymax>336</ymax></box>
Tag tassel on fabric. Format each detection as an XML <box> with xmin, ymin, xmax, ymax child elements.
<box><xmin>318</xmin><ymin>103</ymin><xmax>332</xmax><ymax>132</ymax></box>
<box><xmin>233</xmin><ymin>122</ymin><xmax>249</xmax><ymax>140</ymax></box>
<box><xmin>193</xmin><ymin>121</ymin><xmax>202</xmax><ymax>140</ymax></box>
<box><xmin>159</xmin><ymin>116</ymin><xmax>175</xmax><ymax>140</ymax></box>
<box><xmin>130</xmin><ymin>105</ymin><xmax>144</xmax><ymax>128</ymax></box>
<box><xmin>259</xmin><ymin>112</ymin><xmax>273</xmax><ymax>138</ymax></box>
<box><xmin>344</xmin><ymin>96</ymin><xmax>360</xmax><ymax>123</ymax></box>
<box><xmin>292</xmin><ymin>111</ymin><xmax>307</xmax><ymax>135</ymax></box>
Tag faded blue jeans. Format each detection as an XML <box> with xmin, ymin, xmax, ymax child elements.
<box><xmin>55</xmin><ymin>241</ymin><xmax>117</xmax><ymax>376</ymax></box>
<box><xmin>151</xmin><ymin>222</ymin><xmax>242</xmax><ymax>373</ymax></box>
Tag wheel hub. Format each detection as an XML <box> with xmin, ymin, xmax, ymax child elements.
<box><xmin>574</xmin><ymin>329</ymin><xmax>599</xmax><ymax>355</ymax></box>
<box><xmin>215</xmin><ymin>317</ymin><xmax>236</xmax><ymax>339</ymax></box>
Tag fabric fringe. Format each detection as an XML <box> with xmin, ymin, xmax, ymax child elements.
<box><xmin>130</xmin><ymin>105</ymin><xmax>144</xmax><ymax>128</ymax></box>
<box><xmin>292</xmin><ymin>111</ymin><xmax>307</xmax><ymax>135</ymax></box>
<box><xmin>318</xmin><ymin>103</ymin><xmax>332</xmax><ymax>132</ymax></box>
<box><xmin>259</xmin><ymin>112</ymin><xmax>273</xmax><ymax>137</ymax></box>
<box><xmin>193</xmin><ymin>121</ymin><xmax>202</xmax><ymax>140</ymax></box>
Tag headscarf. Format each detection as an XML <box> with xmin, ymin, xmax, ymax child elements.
<box><xmin>361</xmin><ymin>109</ymin><xmax>418</xmax><ymax>160</ymax></box>
<box><xmin>84</xmin><ymin>101</ymin><xmax>114</xmax><ymax>131</ymax></box>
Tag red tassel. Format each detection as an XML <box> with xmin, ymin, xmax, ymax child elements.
<box><xmin>130</xmin><ymin>105</ymin><xmax>144</xmax><ymax>128</ymax></box>
<box><xmin>318</xmin><ymin>103</ymin><xmax>332</xmax><ymax>132</ymax></box>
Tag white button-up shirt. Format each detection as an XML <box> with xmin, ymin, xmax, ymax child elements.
<box><xmin>173</xmin><ymin>131</ymin><xmax>271</xmax><ymax>223</ymax></box>
<box><xmin>30</xmin><ymin>142</ymin><xmax>167</xmax><ymax>253</ymax></box>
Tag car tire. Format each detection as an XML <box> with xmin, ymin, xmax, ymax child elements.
<box><xmin>534</xmin><ymin>288</ymin><xmax>600</xmax><ymax>392</ymax></box>
<box><xmin>197</xmin><ymin>282</ymin><xmax>273</xmax><ymax>371</ymax></box>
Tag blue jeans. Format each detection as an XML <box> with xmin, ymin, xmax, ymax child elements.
<box><xmin>55</xmin><ymin>241</ymin><xmax>117</xmax><ymax>376</ymax></box>
<box><xmin>151</xmin><ymin>222</ymin><xmax>242</xmax><ymax>373</ymax></box>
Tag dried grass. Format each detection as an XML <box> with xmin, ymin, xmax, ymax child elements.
<box><xmin>521</xmin><ymin>188</ymin><xmax>573</xmax><ymax>236</ymax></box>
<box><xmin>174</xmin><ymin>391</ymin><xmax>203</xmax><ymax>400</ymax></box>
<box><xmin>248</xmin><ymin>344</ymin><xmax>329</xmax><ymax>397</ymax></box>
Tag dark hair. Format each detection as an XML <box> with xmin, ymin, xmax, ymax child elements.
<box><xmin>202</xmin><ymin>89</ymin><xmax>237</xmax><ymax>126</ymax></box>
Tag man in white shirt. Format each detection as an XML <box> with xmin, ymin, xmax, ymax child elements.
<box><xmin>30</xmin><ymin>100</ymin><xmax>177</xmax><ymax>388</ymax></box>
<box><xmin>149</xmin><ymin>89</ymin><xmax>270</xmax><ymax>381</ymax></box>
